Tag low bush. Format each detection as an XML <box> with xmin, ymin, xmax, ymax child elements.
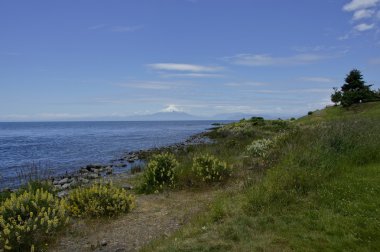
<box><xmin>246</xmin><ymin>138</ymin><xmax>273</xmax><ymax>159</ymax></box>
<box><xmin>18</xmin><ymin>181</ymin><xmax>55</xmax><ymax>196</ymax></box>
<box><xmin>139</xmin><ymin>153</ymin><xmax>178</xmax><ymax>193</ymax></box>
<box><xmin>192</xmin><ymin>154</ymin><xmax>231</xmax><ymax>182</ymax></box>
<box><xmin>66</xmin><ymin>183</ymin><xmax>135</xmax><ymax>218</ymax></box>
<box><xmin>0</xmin><ymin>188</ymin><xmax>68</xmax><ymax>251</ymax></box>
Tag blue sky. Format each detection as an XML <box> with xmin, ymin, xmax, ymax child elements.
<box><xmin>1</xmin><ymin>0</ymin><xmax>379</xmax><ymax>121</ymax></box>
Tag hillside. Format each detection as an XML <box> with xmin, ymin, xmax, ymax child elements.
<box><xmin>140</xmin><ymin>102</ymin><xmax>380</xmax><ymax>251</ymax></box>
<box><xmin>299</xmin><ymin>101</ymin><xmax>380</xmax><ymax>124</ymax></box>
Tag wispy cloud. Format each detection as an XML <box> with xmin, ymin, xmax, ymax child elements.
<box><xmin>160</xmin><ymin>73</ymin><xmax>224</xmax><ymax>78</ymax></box>
<box><xmin>343</xmin><ymin>0</ymin><xmax>379</xmax><ymax>12</ymax></box>
<box><xmin>148</xmin><ymin>63</ymin><xmax>223</xmax><ymax>72</ymax></box>
<box><xmin>354</xmin><ymin>22</ymin><xmax>375</xmax><ymax>31</ymax></box>
<box><xmin>88</xmin><ymin>24</ymin><xmax>143</xmax><ymax>33</ymax></box>
<box><xmin>252</xmin><ymin>88</ymin><xmax>332</xmax><ymax>94</ymax></box>
<box><xmin>353</xmin><ymin>9</ymin><xmax>376</xmax><ymax>20</ymax></box>
<box><xmin>292</xmin><ymin>45</ymin><xmax>348</xmax><ymax>53</ymax></box>
<box><xmin>111</xmin><ymin>25</ymin><xmax>143</xmax><ymax>32</ymax></box>
<box><xmin>298</xmin><ymin>77</ymin><xmax>336</xmax><ymax>83</ymax></box>
<box><xmin>224</xmin><ymin>81</ymin><xmax>270</xmax><ymax>87</ymax></box>
<box><xmin>341</xmin><ymin>0</ymin><xmax>380</xmax><ymax>38</ymax></box>
<box><xmin>0</xmin><ymin>113</ymin><xmax>93</xmax><ymax>121</ymax></box>
<box><xmin>88</xmin><ymin>24</ymin><xmax>106</xmax><ymax>30</ymax></box>
<box><xmin>224</xmin><ymin>53</ymin><xmax>330</xmax><ymax>67</ymax></box>
<box><xmin>115</xmin><ymin>81</ymin><xmax>177</xmax><ymax>90</ymax></box>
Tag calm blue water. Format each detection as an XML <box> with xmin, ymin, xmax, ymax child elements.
<box><xmin>0</xmin><ymin>121</ymin><xmax>218</xmax><ymax>188</ymax></box>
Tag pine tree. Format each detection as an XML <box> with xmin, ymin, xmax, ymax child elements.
<box><xmin>331</xmin><ymin>69</ymin><xmax>375</xmax><ymax>107</ymax></box>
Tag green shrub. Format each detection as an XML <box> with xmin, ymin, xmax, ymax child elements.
<box><xmin>246</xmin><ymin>138</ymin><xmax>273</xmax><ymax>159</ymax></box>
<box><xmin>66</xmin><ymin>182</ymin><xmax>135</xmax><ymax>218</ymax></box>
<box><xmin>0</xmin><ymin>189</ymin><xmax>68</xmax><ymax>251</ymax></box>
<box><xmin>192</xmin><ymin>154</ymin><xmax>231</xmax><ymax>182</ymax></box>
<box><xmin>18</xmin><ymin>181</ymin><xmax>55</xmax><ymax>196</ymax></box>
<box><xmin>139</xmin><ymin>153</ymin><xmax>178</xmax><ymax>193</ymax></box>
<box><xmin>0</xmin><ymin>190</ymin><xmax>12</xmax><ymax>204</ymax></box>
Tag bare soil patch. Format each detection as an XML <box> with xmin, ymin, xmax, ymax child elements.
<box><xmin>50</xmin><ymin>189</ymin><xmax>216</xmax><ymax>252</ymax></box>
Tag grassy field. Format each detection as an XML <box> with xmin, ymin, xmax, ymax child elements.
<box><xmin>141</xmin><ymin>102</ymin><xmax>380</xmax><ymax>251</ymax></box>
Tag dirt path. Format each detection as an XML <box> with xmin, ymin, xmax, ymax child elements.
<box><xmin>50</xmin><ymin>190</ymin><xmax>216</xmax><ymax>252</ymax></box>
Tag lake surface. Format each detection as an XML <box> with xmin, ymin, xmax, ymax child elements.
<box><xmin>0</xmin><ymin>121</ymin><xmax>220</xmax><ymax>189</ymax></box>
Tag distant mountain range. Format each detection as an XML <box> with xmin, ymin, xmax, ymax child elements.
<box><xmin>122</xmin><ymin>111</ymin><xmax>273</xmax><ymax>121</ymax></box>
<box><xmin>125</xmin><ymin>111</ymin><xmax>203</xmax><ymax>121</ymax></box>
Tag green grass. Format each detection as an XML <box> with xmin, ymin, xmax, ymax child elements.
<box><xmin>298</xmin><ymin>101</ymin><xmax>380</xmax><ymax>124</ymax></box>
<box><xmin>142</xmin><ymin>102</ymin><xmax>380</xmax><ymax>251</ymax></box>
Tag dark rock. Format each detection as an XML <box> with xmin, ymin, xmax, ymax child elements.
<box><xmin>79</xmin><ymin>178</ymin><xmax>89</xmax><ymax>184</ymax></box>
<box><xmin>87</xmin><ymin>173</ymin><xmax>99</xmax><ymax>179</ymax></box>
<box><xmin>114</xmin><ymin>248</ymin><xmax>126</xmax><ymax>252</ymax></box>
<box><xmin>86</xmin><ymin>164</ymin><xmax>103</xmax><ymax>171</ymax></box>
<box><xmin>58</xmin><ymin>178</ymin><xmax>68</xmax><ymax>185</ymax></box>
<box><xmin>57</xmin><ymin>191</ymin><xmax>68</xmax><ymax>198</ymax></box>
<box><xmin>61</xmin><ymin>183</ymin><xmax>71</xmax><ymax>190</ymax></box>
<box><xmin>115</xmin><ymin>163</ymin><xmax>127</xmax><ymax>168</ymax></box>
<box><xmin>122</xmin><ymin>183</ymin><xmax>133</xmax><ymax>190</ymax></box>
<box><xmin>105</xmin><ymin>167</ymin><xmax>113</xmax><ymax>175</ymax></box>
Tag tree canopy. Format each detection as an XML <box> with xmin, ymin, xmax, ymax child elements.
<box><xmin>331</xmin><ymin>69</ymin><xmax>378</xmax><ymax>107</ymax></box>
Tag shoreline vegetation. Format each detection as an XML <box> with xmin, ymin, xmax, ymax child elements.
<box><xmin>1</xmin><ymin>101</ymin><xmax>380</xmax><ymax>251</ymax></box>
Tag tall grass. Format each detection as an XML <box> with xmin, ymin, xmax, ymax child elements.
<box><xmin>246</xmin><ymin>118</ymin><xmax>380</xmax><ymax>214</ymax></box>
<box><xmin>142</xmin><ymin>109</ymin><xmax>380</xmax><ymax>251</ymax></box>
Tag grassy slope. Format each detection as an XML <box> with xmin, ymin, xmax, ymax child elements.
<box><xmin>142</xmin><ymin>102</ymin><xmax>380</xmax><ymax>252</ymax></box>
<box><xmin>298</xmin><ymin>101</ymin><xmax>380</xmax><ymax>124</ymax></box>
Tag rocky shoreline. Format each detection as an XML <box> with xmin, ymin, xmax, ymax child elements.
<box><xmin>48</xmin><ymin>132</ymin><xmax>213</xmax><ymax>196</ymax></box>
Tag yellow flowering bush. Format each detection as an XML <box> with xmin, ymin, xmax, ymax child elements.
<box><xmin>140</xmin><ymin>153</ymin><xmax>178</xmax><ymax>193</ymax></box>
<box><xmin>0</xmin><ymin>189</ymin><xmax>68</xmax><ymax>251</ymax></box>
<box><xmin>66</xmin><ymin>183</ymin><xmax>135</xmax><ymax>217</ymax></box>
<box><xmin>192</xmin><ymin>154</ymin><xmax>231</xmax><ymax>182</ymax></box>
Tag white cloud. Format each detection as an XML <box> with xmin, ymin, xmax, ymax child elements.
<box><xmin>111</xmin><ymin>25</ymin><xmax>143</xmax><ymax>32</ymax></box>
<box><xmin>343</xmin><ymin>0</ymin><xmax>379</xmax><ymax>12</ymax></box>
<box><xmin>342</xmin><ymin>0</ymin><xmax>380</xmax><ymax>35</ymax></box>
<box><xmin>224</xmin><ymin>53</ymin><xmax>329</xmax><ymax>67</ymax></box>
<box><xmin>299</xmin><ymin>77</ymin><xmax>336</xmax><ymax>83</ymax></box>
<box><xmin>353</xmin><ymin>9</ymin><xmax>376</xmax><ymax>20</ymax></box>
<box><xmin>148</xmin><ymin>63</ymin><xmax>223</xmax><ymax>72</ymax></box>
<box><xmin>160</xmin><ymin>73</ymin><xmax>224</xmax><ymax>78</ymax></box>
<box><xmin>116</xmin><ymin>81</ymin><xmax>177</xmax><ymax>90</ymax></box>
<box><xmin>161</xmin><ymin>104</ymin><xmax>183</xmax><ymax>112</ymax></box>
<box><xmin>354</xmin><ymin>22</ymin><xmax>375</xmax><ymax>31</ymax></box>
